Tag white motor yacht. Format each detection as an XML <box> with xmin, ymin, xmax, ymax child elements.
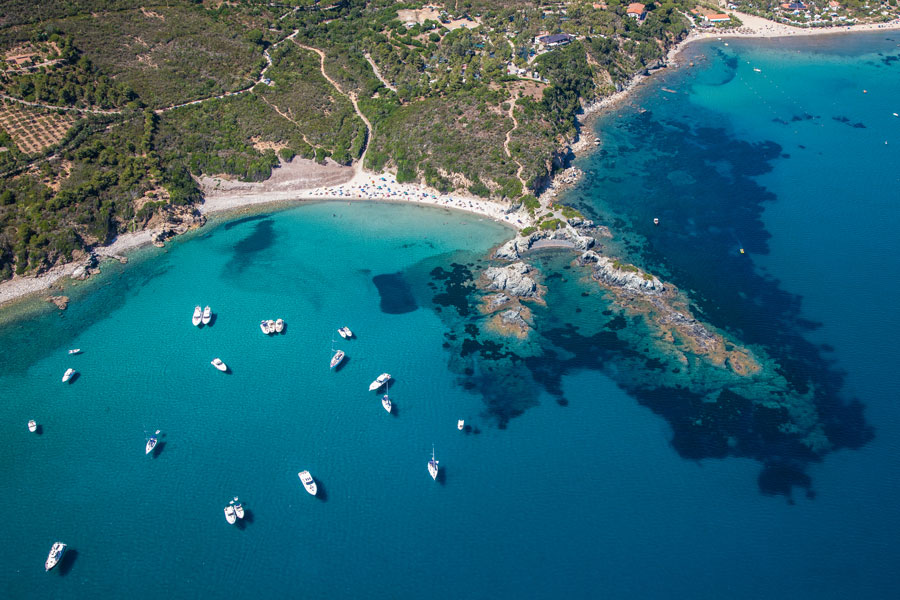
<box><xmin>457</xmin><ymin>419</ymin><xmax>465</xmax><ymax>431</ymax></box>
<box><xmin>202</xmin><ymin>306</ymin><xmax>212</xmax><ymax>325</ymax></box>
<box><xmin>260</xmin><ymin>320</ymin><xmax>270</xmax><ymax>334</ymax></box>
<box><xmin>338</xmin><ymin>326</ymin><xmax>353</xmax><ymax>339</ymax></box>
<box><xmin>298</xmin><ymin>470</ymin><xmax>318</xmax><ymax>496</ymax></box>
<box><xmin>368</xmin><ymin>373</ymin><xmax>391</xmax><ymax>391</ymax></box>
<box><xmin>45</xmin><ymin>542</ymin><xmax>66</xmax><ymax>571</ymax></box>
<box><xmin>146</xmin><ymin>430</ymin><xmax>160</xmax><ymax>455</ymax></box>
<box><xmin>192</xmin><ymin>305</ymin><xmax>202</xmax><ymax>326</ymax></box>
<box><xmin>211</xmin><ymin>358</ymin><xmax>228</xmax><ymax>372</ymax></box>
<box><xmin>67</xmin><ymin>349</ymin><xmax>81</xmax><ymax>355</ymax></box>
<box><xmin>62</xmin><ymin>368</ymin><xmax>76</xmax><ymax>383</ymax></box>
<box><xmin>233</xmin><ymin>498</ymin><xmax>245</xmax><ymax>519</ymax></box>
<box><xmin>267</xmin><ymin>320</ymin><xmax>276</xmax><ymax>335</ymax></box>
<box><xmin>428</xmin><ymin>446</ymin><xmax>439</xmax><ymax>481</ymax></box>
<box><xmin>28</xmin><ymin>419</ymin><xmax>37</xmax><ymax>433</ymax></box>
<box><xmin>274</xmin><ymin>318</ymin><xmax>284</xmax><ymax>333</ymax></box>
<box><xmin>330</xmin><ymin>350</ymin><xmax>345</xmax><ymax>369</ymax></box>
<box><xmin>224</xmin><ymin>504</ymin><xmax>237</xmax><ymax>524</ymax></box>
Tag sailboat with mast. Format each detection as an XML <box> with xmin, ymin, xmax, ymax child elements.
<box><xmin>427</xmin><ymin>446</ymin><xmax>439</xmax><ymax>481</ymax></box>
<box><xmin>382</xmin><ymin>380</ymin><xmax>392</xmax><ymax>413</ymax></box>
<box><xmin>330</xmin><ymin>331</ymin><xmax>345</xmax><ymax>369</ymax></box>
<box><xmin>145</xmin><ymin>430</ymin><xmax>160</xmax><ymax>455</ymax></box>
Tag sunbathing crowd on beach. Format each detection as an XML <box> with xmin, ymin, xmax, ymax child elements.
<box><xmin>304</xmin><ymin>175</ymin><xmax>526</xmax><ymax>227</ymax></box>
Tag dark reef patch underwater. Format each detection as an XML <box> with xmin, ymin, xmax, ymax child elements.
<box><xmin>399</xmin><ymin>44</ymin><xmax>875</xmax><ymax>499</ymax></box>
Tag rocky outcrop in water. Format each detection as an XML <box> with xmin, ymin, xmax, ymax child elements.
<box><xmin>483</xmin><ymin>293</ymin><xmax>512</xmax><ymax>312</ymax></box>
<box><xmin>576</xmin><ymin>250</ymin><xmax>760</xmax><ymax>377</ymax></box>
<box><xmin>494</xmin><ymin>229</ymin><xmax>595</xmax><ymax>260</ymax></box>
<box><xmin>483</xmin><ymin>262</ymin><xmax>538</xmax><ymax>298</ymax></box>
<box><xmin>583</xmin><ymin>253</ymin><xmax>665</xmax><ymax>294</ymax></box>
<box><xmin>46</xmin><ymin>295</ymin><xmax>69</xmax><ymax>310</ymax></box>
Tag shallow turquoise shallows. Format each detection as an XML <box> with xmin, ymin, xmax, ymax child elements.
<box><xmin>3</xmin><ymin>33</ymin><xmax>900</xmax><ymax>599</ymax></box>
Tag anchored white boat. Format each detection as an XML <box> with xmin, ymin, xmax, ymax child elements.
<box><xmin>224</xmin><ymin>504</ymin><xmax>237</xmax><ymax>525</ymax></box>
<box><xmin>146</xmin><ymin>430</ymin><xmax>159</xmax><ymax>455</ymax></box>
<box><xmin>192</xmin><ymin>305</ymin><xmax>202</xmax><ymax>327</ymax></box>
<box><xmin>28</xmin><ymin>419</ymin><xmax>37</xmax><ymax>433</ymax></box>
<box><xmin>274</xmin><ymin>318</ymin><xmax>284</xmax><ymax>333</ymax></box>
<box><xmin>457</xmin><ymin>419</ymin><xmax>464</xmax><ymax>430</ymax></box>
<box><xmin>368</xmin><ymin>373</ymin><xmax>391</xmax><ymax>391</ymax></box>
<box><xmin>267</xmin><ymin>320</ymin><xmax>276</xmax><ymax>334</ymax></box>
<box><xmin>337</xmin><ymin>326</ymin><xmax>353</xmax><ymax>339</ymax></box>
<box><xmin>62</xmin><ymin>368</ymin><xmax>76</xmax><ymax>383</ymax></box>
<box><xmin>330</xmin><ymin>349</ymin><xmax>345</xmax><ymax>369</ymax></box>
<box><xmin>428</xmin><ymin>446</ymin><xmax>439</xmax><ymax>481</ymax></box>
<box><xmin>260</xmin><ymin>320</ymin><xmax>270</xmax><ymax>334</ymax></box>
<box><xmin>67</xmin><ymin>349</ymin><xmax>81</xmax><ymax>355</ymax></box>
<box><xmin>211</xmin><ymin>358</ymin><xmax>228</xmax><ymax>372</ymax></box>
<box><xmin>45</xmin><ymin>542</ymin><xmax>66</xmax><ymax>571</ymax></box>
<box><xmin>382</xmin><ymin>380</ymin><xmax>392</xmax><ymax>413</ymax></box>
<box><xmin>202</xmin><ymin>305</ymin><xmax>212</xmax><ymax>325</ymax></box>
<box><xmin>233</xmin><ymin>497</ymin><xmax>245</xmax><ymax>519</ymax></box>
<box><xmin>298</xmin><ymin>470</ymin><xmax>318</xmax><ymax>496</ymax></box>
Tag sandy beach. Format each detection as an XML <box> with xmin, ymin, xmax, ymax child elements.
<box><xmin>0</xmin><ymin>161</ymin><xmax>526</xmax><ymax>309</ymax></box>
<box><xmin>690</xmin><ymin>12</ymin><xmax>900</xmax><ymax>42</ymax></box>
<box><xmin>3</xmin><ymin>12</ymin><xmax>898</xmax><ymax>310</ymax></box>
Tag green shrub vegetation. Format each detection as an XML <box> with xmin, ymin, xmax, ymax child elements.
<box><xmin>0</xmin><ymin>0</ymin><xmax>700</xmax><ymax>280</ymax></box>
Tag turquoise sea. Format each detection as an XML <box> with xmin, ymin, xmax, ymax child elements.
<box><xmin>2</xmin><ymin>33</ymin><xmax>900</xmax><ymax>598</ymax></box>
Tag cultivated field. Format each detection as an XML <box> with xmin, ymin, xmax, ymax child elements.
<box><xmin>0</xmin><ymin>102</ymin><xmax>76</xmax><ymax>154</ymax></box>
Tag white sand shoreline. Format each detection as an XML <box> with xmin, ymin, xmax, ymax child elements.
<box><xmin>3</xmin><ymin>13</ymin><xmax>897</xmax><ymax>310</ymax></box>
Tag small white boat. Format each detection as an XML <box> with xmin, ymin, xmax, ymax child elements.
<box><xmin>211</xmin><ymin>358</ymin><xmax>228</xmax><ymax>372</ymax></box>
<box><xmin>368</xmin><ymin>372</ymin><xmax>391</xmax><ymax>391</ymax></box>
<box><xmin>428</xmin><ymin>446</ymin><xmax>439</xmax><ymax>481</ymax></box>
<box><xmin>260</xmin><ymin>320</ymin><xmax>270</xmax><ymax>334</ymax></box>
<box><xmin>224</xmin><ymin>504</ymin><xmax>237</xmax><ymax>524</ymax></box>
<box><xmin>28</xmin><ymin>419</ymin><xmax>37</xmax><ymax>433</ymax></box>
<box><xmin>274</xmin><ymin>318</ymin><xmax>284</xmax><ymax>333</ymax></box>
<box><xmin>653</xmin><ymin>217</ymin><xmax>659</xmax><ymax>226</ymax></box>
<box><xmin>382</xmin><ymin>380</ymin><xmax>392</xmax><ymax>412</ymax></box>
<box><xmin>192</xmin><ymin>305</ymin><xmax>202</xmax><ymax>327</ymax></box>
<box><xmin>298</xmin><ymin>470</ymin><xmax>318</xmax><ymax>496</ymax></box>
<box><xmin>202</xmin><ymin>306</ymin><xmax>212</xmax><ymax>325</ymax></box>
<box><xmin>267</xmin><ymin>320</ymin><xmax>276</xmax><ymax>334</ymax></box>
<box><xmin>45</xmin><ymin>542</ymin><xmax>66</xmax><ymax>571</ymax></box>
<box><xmin>67</xmin><ymin>349</ymin><xmax>81</xmax><ymax>355</ymax></box>
<box><xmin>753</xmin><ymin>67</ymin><xmax>762</xmax><ymax>72</ymax></box>
<box><xmin>337</xmin><ymin>326</ymin><xmax>353</xmax><ymax>339</ymax></box>
<box><xmin>233</xmin><ymin>497</ymin><xmax>245</xmax><ymax>519</ymax></box>
<box><xmin>330</xmin><ymin>350</ymin><xmax>345</xmax><ymax>369</ymax></box>
<box><xmin>62</xmin><ymin>368</ymin><xmax>76</xmax><ymax>383</ymax></box>
<box><xmin>146</xmin><ymin>430</ymin><xmax>159</xmax><ymax>455</ymax></box>
<box><xmin>457</xmin><ymin>419</ymin><xmax>464</xmax><ymax>430</ymax></box>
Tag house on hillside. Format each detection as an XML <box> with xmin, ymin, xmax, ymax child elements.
<box><xmin>537</xmin><ymin>33</ymin><xmax>574</xmax><ymax>47</ymax></box>
<box><xmin>706</xmin><ymin>13</ymin><xmax>731</xmax><ymax>23</ymax></box>
<box><xmin>626</xmin><ymin>3</ymin><xmax>647</xmax><ymax>20</ymax></box>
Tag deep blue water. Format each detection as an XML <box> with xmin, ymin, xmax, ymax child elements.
<box><xmin>2</xmin><ymin>33</ymin><xmax>900</xmax><ymax>599</ymax></box>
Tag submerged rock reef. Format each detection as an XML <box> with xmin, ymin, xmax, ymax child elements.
<box><xmin>414</xmin><ymin>214</ymin><xmax>864</xmax><ymax>499</ymax></box>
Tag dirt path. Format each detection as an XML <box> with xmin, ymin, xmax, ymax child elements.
<box><xmin>364</xmin><ymin>53</ymin><xmax>396</xmax><ymax>93</ymax></box>
<box><xmin>503</xmin><ymin>99</ymin><xmax>528</xmax><ymax>191</ymax></box>
<box><xmin>257</xmin><ymin>96</ymin><xmax>320</xmax><ymax>150</ymax></box>
<box><xmin>293</xmin><ymin>41</ymin><xmax>372</xmax><ymax>178</ymax></box>
<box><xmin>155</xmin><ymin>30</ymin><xmax>299</xmax><ymax>114</ymax></box>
